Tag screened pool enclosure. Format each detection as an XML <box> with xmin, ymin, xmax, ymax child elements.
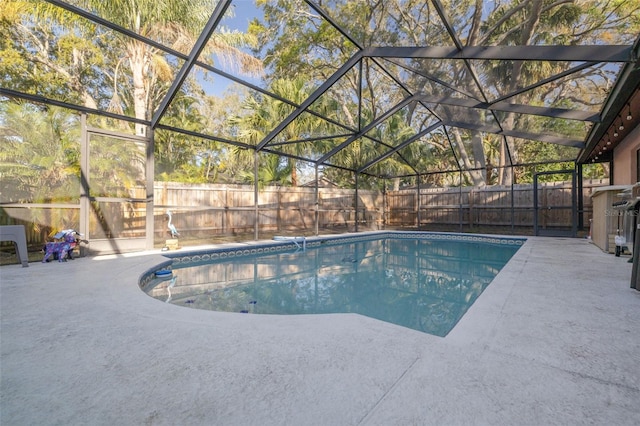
<box><xmin>1</xmin><ymin>0</ymin><xmax>639</xmax><ymax>254</ymax></box>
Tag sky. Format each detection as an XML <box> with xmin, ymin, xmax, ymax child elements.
<box><xmin>225</xmin><ymin>1</ymin><xmax>262</xmax><ymax>32</ymax></box>
<box><xmin>197</xmin><ymin>1</ymin><xmax>265</xmax><ymax>97</ymax></box>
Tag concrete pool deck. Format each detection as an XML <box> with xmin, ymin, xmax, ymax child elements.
<box><xmin>1</xmin><ymin>236</ymin><xmax>639</xmax><ymax>425</ymax></box>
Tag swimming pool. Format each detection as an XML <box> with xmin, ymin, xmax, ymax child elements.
<box><xmin>141</xmin><ymin>232</ymin><xmax>524</xmax><ymax>336</ymax></box>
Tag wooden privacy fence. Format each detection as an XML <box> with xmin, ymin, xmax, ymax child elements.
<box><xmin>0</xmin><ymin>179</ymin><xmax>609</xmax><ymax>248</ymax></box>
<box><xmin>154</xmin><ymin>182</ymin><xmax>383</xmax><ymax>237</ymax></box>
<box><xmin>157</xmin><ymin>179</ymin><xmax>607</xmax><ymax>238</ymax></box>
<box><xmin>386</xmin><ymin>179</ymin><xmax>607</xmax><ymax>230</ymax></box>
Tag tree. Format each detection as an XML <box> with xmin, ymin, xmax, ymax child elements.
<box><xmin>2</xmin><ymin>0</ymin><xmax>265</xmax><ymax>186</ymax></box>
<box><xmin>227</xmin><ymin>77</ymin><xmax>337</xmax><ymax>186</ymax></box>
<box><xmin>251</xmin><ymin>0</ymin><xmax>640</xmax><ymax>186</ymax></box>
<box><xmin>2</xmin><ymin>0</ymin><xmax>262</xmax><ymax>136</ymax></box>
<box><xmin>73</xmin><ymin>0</ymin><xmax>263</xmax><ymax>134</ymax></box>
<box><xmin>0</xmin><ymin>101</ymin><xmax>81</xmax><ymax>235</ymax></box>
<box><xmin>452</xmin><ymin>0</ymin><xmax>639</xmax><ymax>184</ymax></box>
<box><xmin>1</xmin><ymin>1</ymin><xmax>105</xmax><ymax>109</ymax></box>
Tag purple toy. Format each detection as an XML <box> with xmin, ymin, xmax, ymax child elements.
<box><xmin>42</xmin><ymin>229</ymin><xmax>83</xmax><ymax>263</ymax></box>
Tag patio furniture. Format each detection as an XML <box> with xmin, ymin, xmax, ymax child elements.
<box><xmin>0</xmin><ymin>225</ymin><xmax>29</xmax><ymax>267</ymax></box>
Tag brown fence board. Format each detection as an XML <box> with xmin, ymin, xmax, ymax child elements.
<box><xmin>1</xmin><ymin>179</ymin><xmax>609</xmax><ymax>249</ymax></box>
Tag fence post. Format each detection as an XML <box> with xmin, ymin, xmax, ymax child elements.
<box><xmin>254</xmin><ymin>150</ymin><xmax>259</xmax><ymax>240</ymax></box>
<box><xmin>577</xmin><ymin>164</ymin><xmax>584</xmax><ymax>230</ymax></box>
<box><xmin>469</xmin><ymin>187</ymin><xmax>474</xmax><ymax>230</ymax></box>
<box><xmin>511</xmin><ymin>170</ymin><xmax>515</xmax><ymax>231</ymax></box>
<box><xmin>314</xmin><ymin>164</ymin><xmax>319</xmax><ymax>236</ymax></box>
<box><xmin>572</xmin><ymin>171</ymin><xmax>578</xmax><ymax>236</ymax></box>
<box><xmin>228</xmin><ymin>186</ymin><xmax>231</xmax><ymax>235</ymax></box>
<box><xmin>459</xmin><ymin>170</ymin><xmax>463</xmax><ymax>232</ymax></box>
<box><xmin>79</xmin><ymin>113</ymin><xmax>90</xmax><ymax>254</ymax></box>
<box><xmin>277</xmin><ymin>187</ymin><xmax>282</xmax><ymax>232</ymax></box>
<box><xmin>533</xmin><ymin>175</ymin><xmax>539</xmax><ymax>235</ymax></box>
<box><xmin>145</xmin><ymin>127</ymin><xmax>155</xmax><ymax>249</ymax></box>
<box><xmin>416</xmin><ymin>176</ymin><xmax>420</xmax><ymax>228</ymax></box>
<box><xmin>382</xmin><ymin>179</ymin><xmax>387</xmax><ymax>229</ymax></box>
<box><xmin>354</xmin><ymin>173</ymin><xmax>359</xmax><ymax>232</ymax></box>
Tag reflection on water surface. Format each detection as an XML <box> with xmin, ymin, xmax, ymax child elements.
<box><xmin>146</xmin><ymin>237</ymin><xmax>521</xmax><ymax>336</ymax></box>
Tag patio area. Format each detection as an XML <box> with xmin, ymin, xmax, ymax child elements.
<box><xmin>1</xmin><ymin>236</ymin><xmax>639</xmax><ymax>425</ymax></box>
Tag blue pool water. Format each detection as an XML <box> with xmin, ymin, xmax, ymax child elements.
<box><xmin>144</xmin><ymin>233</ymin><xmax>523</xmax><ymax>336</ymax></box>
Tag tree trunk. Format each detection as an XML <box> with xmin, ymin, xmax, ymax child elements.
<box><xmin>128</xmin><ymin>41</ymin><xmax>149</xmax><ymax>136</ymax></box>
<box><xmin>498</xmin><ymin>137</ymin><xmax>512</xmax><ymax>185</ymax></box>
<box><xmin>499</xmin><ymin>0</ymin><xmax>543</xmax><ymax>186</ymax></box>
<box><xmin>453</xmin><ymin>129</ymin><xmax>485</xmax><ymax>186</ymax></box>
<box><xmin>290</xmin><ymin>158</ymin><xmax>298</xmax><ymax>186</ymax></box>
